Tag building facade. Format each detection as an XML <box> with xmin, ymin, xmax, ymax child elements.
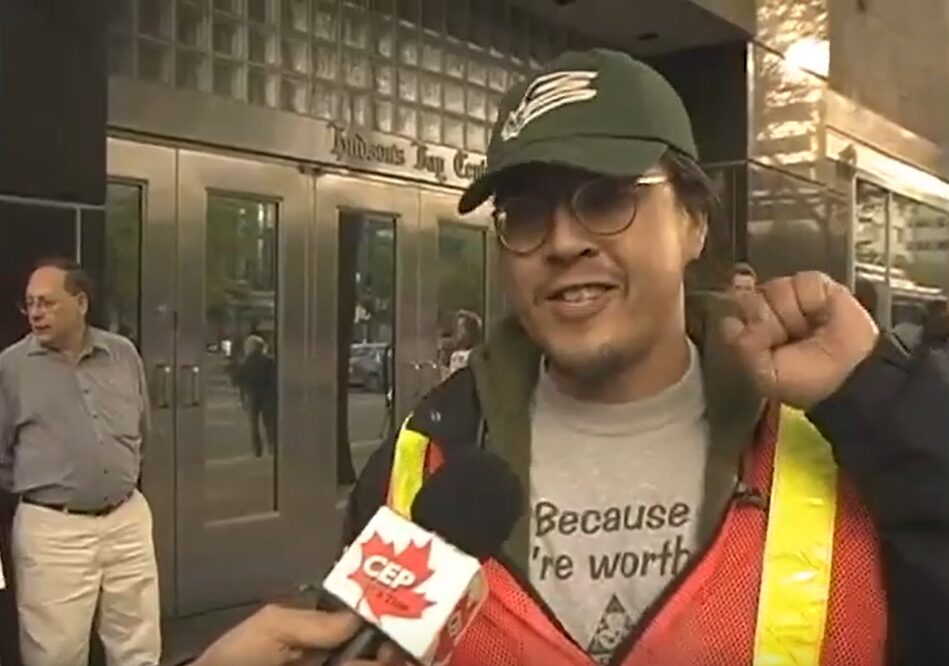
<box><xmin>0</xmin><ymin>0</ymin><xmax>947</xmax><ymax>662</ymax></box>
<box><xmin>747</xmin><ymin>0</ymin><xmax>949</xmax><ymax>324</ymax></box>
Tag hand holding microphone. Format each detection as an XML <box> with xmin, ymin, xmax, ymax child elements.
<box><xmin>190</xmin><ymin>449</ymin><xmax>522</xmax><ymax>666</ymax></box>
<box><xmin>190</xmin><ymin>605</ymin><xmax>393</xmax><ymax>666</ymax></box>
<box><xmin>321</xmin><ymin>449</ymin><xmax>524</xmax><ymax>666</ymax></box>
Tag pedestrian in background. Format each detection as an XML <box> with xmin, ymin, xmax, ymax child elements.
<box><xmin>727</xmin><ymin>261</ymin><xmax>757</xmax><ymax>297</ymax></box>
<box><xmin>447</xmin><ymin>310</ymin><xmax>483</xmax><ymax>376</ymax></box>
<box><xmin>236</xmin><ymin>334</ymin><xmax>277</xmax><ymax>458</ymax></box>
<box><xmin>0</xmin><ymin>257</ymin><xmax>160</xmax><ymax>666</ymax></box>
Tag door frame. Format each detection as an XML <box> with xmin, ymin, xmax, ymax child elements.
<box><xmin>313</xmin><ymin>173</ymin><xmax>421</xmax><ymax>510</ymax></box>
<box><xmin>106</xmin><ymin>138</ymin><xmax>178</xmax><ymax>616</ymax></box>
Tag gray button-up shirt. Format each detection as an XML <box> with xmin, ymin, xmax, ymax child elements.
<box><xmin>0</xmin><ymin>327</ymin><xmax>149</xmax><ymax>510</ymax></box>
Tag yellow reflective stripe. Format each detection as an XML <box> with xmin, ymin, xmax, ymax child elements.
<box><xmin>754</xmin><ymin>406</ymin><xmax>838</xmax><ymax>666</ymax></box>
<box><xmin>387</xmin><ymin>416</ymin><xmax>430</xmax><ymax>518</ymax></box>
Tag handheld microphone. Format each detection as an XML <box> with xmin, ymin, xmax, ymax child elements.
<box><xmin>321</xmin><ymin>449</ymin><xmax>523</xmax><ymax>665</ymax></box>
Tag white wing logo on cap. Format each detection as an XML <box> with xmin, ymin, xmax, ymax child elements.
<box><xmin>500</xmin><ymin>70</ymin><xmax>598</xmax><ymax>142</ymax></box>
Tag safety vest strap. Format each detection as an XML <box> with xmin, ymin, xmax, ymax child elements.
<box><xmin>753</xmin><ymin>406</ymin><xmax>838</xmax><ymax>666</ymax></box>
<box><xmin>386</xmin><ymin>415</ymin><xmax>431</xmax><ymax>518</ymax></box>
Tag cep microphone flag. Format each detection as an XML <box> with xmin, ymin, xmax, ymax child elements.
<box><xmin>322</xmin><ymin>450</ymin><xmax>523</xmax><ymax>665</ymax></box>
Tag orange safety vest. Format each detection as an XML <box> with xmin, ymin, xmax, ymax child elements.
<box><xmin>385</xmin><ymin>406</ymin><xmax>887</xmax><ymax>666</ymax></box>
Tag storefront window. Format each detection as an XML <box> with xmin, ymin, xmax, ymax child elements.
<box><xmin>896</xmin><ymin>195</ymin><xmax>949</xmax><ymax>291</ymax></box>
<box><xmin>893</xmin><ymin>194</ymin><xmax>949</xmax><ymax>329</ymax></box>
<box><xmin>854</xmin><ymin>180</ymin><xmax>949</xmax><ymax>329</ymax></box>
<box><xmin>855</xmin><ymin>181</ymin><xmax>888</xmax><ymax>268</ymax></box>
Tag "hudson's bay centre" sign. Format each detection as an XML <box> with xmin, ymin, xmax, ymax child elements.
<box><xmin>329</xmin><ymin>123</ymin><xmax>487</xmax><ymax>185</ymax></box>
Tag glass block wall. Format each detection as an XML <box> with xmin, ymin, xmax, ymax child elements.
<box><xmin>108</xmin><ymin>0</ymin><xmax>593</xmax><ymax>152</ymax></box>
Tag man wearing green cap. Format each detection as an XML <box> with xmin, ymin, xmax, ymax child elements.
<box><xmin>344</xmin><ymin>48</ymin><xmax>948</xmax><ymax>666</ymax></box>
<box><xmin>189</xmin><ymin>49</ymin><xmax>949</xmax><ymax>666</ymax></box>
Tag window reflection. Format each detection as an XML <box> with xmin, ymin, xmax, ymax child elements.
<box><xmin>856</xmin><ymin>181</ymin><xmax>888</xmax><ymax>268</ymax></box>
<box><xmin>203</xmin><ymin>195</ymin><xmax>279</xmax><ymax>517</ymax></box>
<box><xmin>437</xmin><ymin>222</ymin><xmax>485</xmax><ymax>379</ymax></box>
<box><xmin>896</xmin><ymin>194</ymin><xmax>949</xmax><ymax>295</ymax></box>
<box><xmin>892</xmin><ymin>194</ymin><xmax>949</xmax><ymax>343</ymax></box>
<box><xmin>854</xmin><ymin>181</ymin><xmax>889</xmax><ymax>323</ymax></box>
<box><xmin>855</xmin><ymin>181</ymin><xmax>949</xmax><ymax>335</ymax></box>
<box><xmin>338</xmin><ymin>212</ymin><xmax>395</xmax><ymax>486</ymax></box>
<box><xmin>100</xmin><ymin>183</ymin><xmax>143</xmax><ymax>347</ymax></box>
<box><xmin>205</xmin><ymin>196</ymin><xmax>279</xmax><ymax>460</ymax></box>
<box><xmin>748</xmin><ymin>164</ymin><xmax>845</xmax><ymax>282</ymax></box>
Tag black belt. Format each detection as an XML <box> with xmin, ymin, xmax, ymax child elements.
<box><xmin>21</xmin><ymin>491</ymin><xmax>133</xmax><ymax>517</ymax></box>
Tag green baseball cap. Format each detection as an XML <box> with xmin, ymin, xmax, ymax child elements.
<box><xmin>458</xmin><ymin>48</ymin><xmax>697</xmax><ymax>214</ymax></box>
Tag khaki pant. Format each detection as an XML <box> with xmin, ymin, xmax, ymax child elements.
<box><xmin>12</xmin><ymin>490</ymin><xmax>161</xmax><ymax>666</ymax></box>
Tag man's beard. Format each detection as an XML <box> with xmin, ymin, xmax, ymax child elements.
<box><xmin>545</xmin><ymin>341</ymin><xmax>642</xmax><ymax>389</ymax></box>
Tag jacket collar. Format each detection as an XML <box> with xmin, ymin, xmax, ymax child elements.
<box><xmin>468</xmin><ymin>291</ymin><xmax>763</xmax><ymax>568</ymax></box>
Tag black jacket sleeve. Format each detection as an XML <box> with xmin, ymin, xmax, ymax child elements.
<box><xmin>340</xmin><ymin>436</ymin><xmax>396</xmax><ymax>548</ymax></box>
<box><xmin>339</xmin><ymin>368</ymin><xmax>484</xmax><ymax>550</ymax></box>
<box><xmin>807</xmin><ymin>334</ymin><xmax>949</xmax><ymax>666</ymax></box>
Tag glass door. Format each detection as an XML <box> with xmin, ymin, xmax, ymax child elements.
<box><xmin>418</xmin><ymin>189</ymin><xmax>500</xmax><ymax>396</ymax></box>
<box><xmin>175</xmin><ymin>150</ymin><xmax>327</xmax><ymax>614</ymax></box>
<box><xmin>108</xmin><ymin>141</ymin><xmax>334</xmax><ymax>617</ymax></box>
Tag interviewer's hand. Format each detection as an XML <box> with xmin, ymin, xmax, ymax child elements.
<box><xmin>191</xmin><ymin>604</ymin><xmax>401</xmax><ymax>666</ymax></box>
<box><xmin>723</xmin><ymin>271</ymin><xmax>879</xmax><ymax>410</ymax></box>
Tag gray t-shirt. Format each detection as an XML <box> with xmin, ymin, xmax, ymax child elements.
<box><xmin>529</xmin><ymin>342</ymin><xmax>709</xmax><ymax>664</ymax></box>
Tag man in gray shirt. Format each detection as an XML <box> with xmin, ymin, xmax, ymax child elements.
<box><xmin>0</xmin><ymin>257</ymin><xmax>160</xmax><ymax>666</ymax></box>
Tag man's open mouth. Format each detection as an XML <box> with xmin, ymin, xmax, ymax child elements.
<box><xmin>548</xmin><ymin>283</ymin><xmax>617</xmax><ymax>303</ymax></box>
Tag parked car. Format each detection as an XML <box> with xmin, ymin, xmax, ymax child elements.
<box><xmin>348</xmin><ymin>342</ymin><xmax>390</xmax><ymax>392</ymax></box>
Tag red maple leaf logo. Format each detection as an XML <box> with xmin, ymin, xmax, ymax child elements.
<box><xmin>348</xmin><ymin>532</ymin><xmax>436</xmax><ymax>621</ymax></box>
<box><xmin>432</xmin><ymin>592</ymin><xmax>480</xmax><ymax>663</ymax></box>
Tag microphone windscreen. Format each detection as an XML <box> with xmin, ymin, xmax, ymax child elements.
<box><xmin>410</xmin><ymin>449</ymin><xmax>523</xmax><ymax>560</ymax></box>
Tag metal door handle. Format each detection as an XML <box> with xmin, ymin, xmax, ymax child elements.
<box><xmin>181</xmin><ymin>364</ymin><xmax>201</xmax><ymax>407</ymax></box>
<box><xmin>154</xmin><ymin>363</ymin><xmax>173</xmax><ymax>409</ymax></box>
